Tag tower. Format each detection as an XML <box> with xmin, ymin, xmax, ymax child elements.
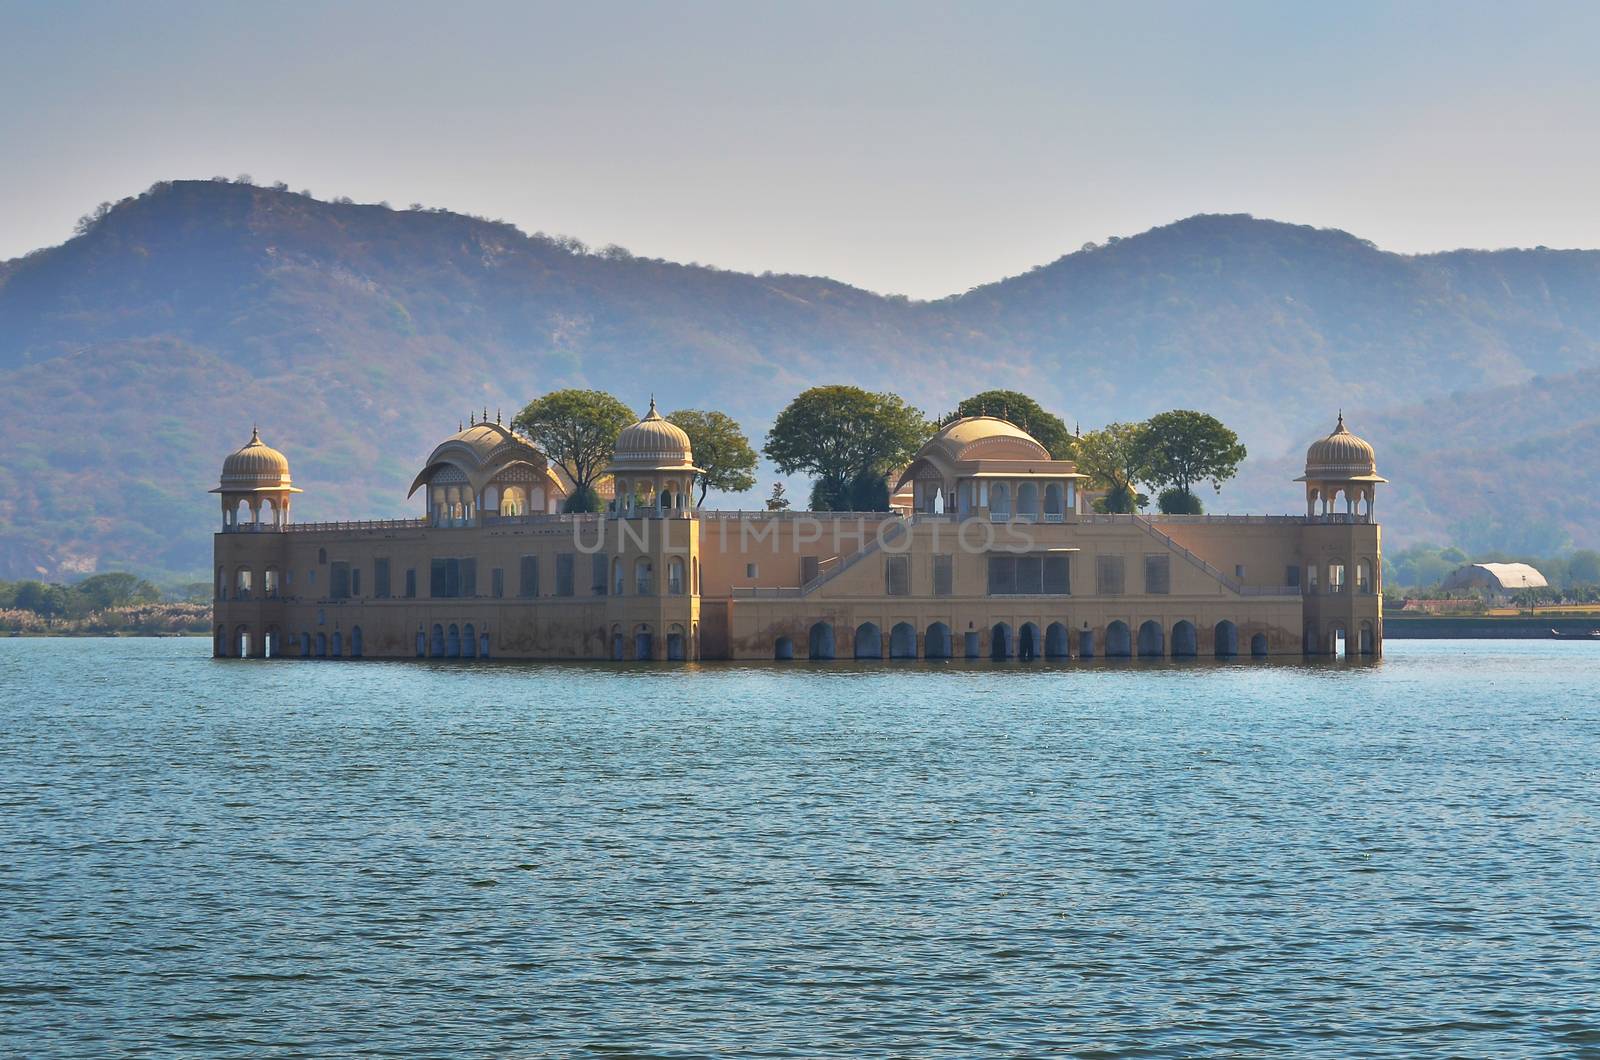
<box><xmin>1295</xmin><ymin>413</ymin><xmax>1385</xmax><ymax>522</ymax></box>
<box><xmin>210</xmin><ymin>427</ymin><xmax>301</xmax><ymax>530</ymax></box>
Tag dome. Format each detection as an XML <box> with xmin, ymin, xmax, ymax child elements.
<box><xmin>1302</xmin><ymin>414</ymin><xmax>1381</xmax><ymax>480</ymax></box>
<box><xmin>923</xmin><ymin>416</ymin><xmax>1050</xmax><ymax>463</ymax></box>
<box><xmin>406</xmin><ymin>416</ymin><xmax>556</xmax><ymax>499</ymax></box>
<box><xmin>217</xmin><ymin>427</ymin><xmax>293</xmax><ymax>490</ymax></box>
<box><xmin>610</xmin><ymin>399</ymin><xmax>697</xmax><ymax>471</ymax></box>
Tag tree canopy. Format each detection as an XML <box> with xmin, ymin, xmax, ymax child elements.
<box><xmin>1074</xmin><ymin>422</ymin><xmax>1152</xmax><ymax>513</ymax></box>
<box><xmin>666</xmin><ymin>409</ymin><xmax>758</xmax><ymax>505</ymax></box>
<box><xmin>953</xmin><ymin>389</ymin><xmax>1075</xmax><ymax>458</ymax></box>
<box><xmin>763</xmin><ymin>386</ymin><xmax>929</xmax><ymax>512</ymax></box>
<box><xmin>511</xmin><ymin>389</ymin><xmax>636</xmax><ymax>513</ymax></box>
<box><xmin>1139</xmin><ymin>409</ymin><xmax>1247</xmax><ymax>512</ymax></box>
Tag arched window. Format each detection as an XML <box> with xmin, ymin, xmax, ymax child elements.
<box><xmin>668</xmin><ymin>557</ymin><xmax>685</xmax><ymax>595</ymax></box>
<box><xmin>1329</xmin><ymin>561</ymin><xmax>1346</xmax><ymax>594</ymax></box>
<box><xmin>1357</xmin><ymin>559</ymin><xmax>1373</xmax><ymax>594</ymax></box>
<box><xmin>1044</xmin><ymin>483</ymin><xmax>1064</xmax><ymax>517</ymax></box>
<box><xmin>989</xmin><ymin>482</ymin><xmax>1011</xmax><ymax>518</ymax></box>
<box><xmin>635</xmin><ymin>559</ymin><xmax>654</xmax><ymax>595</ymax></box>
<box><xmin>1017</xmin><ymin>482</ymin><xmax>1039</xmax><ymax>519</ymax></box>
<box><xmin>612</xmin><ymin>556</ymin><xmax>625</xmax><ymax>596</ymax></box>
<box><xmin>235</xmin><ymin>567</ymin><xmax>252</xmax><ymax>600</ymax></box>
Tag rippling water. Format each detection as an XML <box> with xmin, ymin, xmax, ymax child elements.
<box><xmin>3</xmin><ymin>639</ymin><xmax>1599</xmax><ymax>1057</ymax></box>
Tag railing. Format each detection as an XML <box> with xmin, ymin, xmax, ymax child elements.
<box><xmin>730</xmin><ymin>586</ymin><xmax>806</xmax><ymax>599</ymax></box>
<box><xmin>797</xmin><ymin>520</ymin><xmax>908</xmax><ymax>595</ymax></box>
<box><xmin>285</xmin><ymin>518</ymin><xmax>428</xmax><ymax>533</ymax></box>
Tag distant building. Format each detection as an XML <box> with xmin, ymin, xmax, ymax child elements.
<box><xmin>1440</xmin><ymin>562</ymin><xmax>1548</xmax><ymax>601</ymax></box>
<box><xmin>209</xmin><ymin>410</ymin><xmax>1386</xmax><ymax>662</ymax></box>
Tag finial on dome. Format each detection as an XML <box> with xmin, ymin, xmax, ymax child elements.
<box><xmin>1336</xmin><ymin>409</ymin><xmax>1346</xmax><ymax>431</ymax></box>
<box><xmin>483</xmin><ymin>407</ymin><xmax>489</xmax><ymax>424</ymax></box>
<box><xmin>496</xmin><ymin>408</ymin><xmax>502</xmax><ymax>425</ymax></box>
<box><xmin>646</xmin><ymin>395</ymin><xmax>660</xmax><ymax>419</ymax></box>
<box><xmin>470</xmin><ymin>410</ymin><xmax>475</xmax><ymax>426</ymax></box>
<box><xmin>250</xmin><ymin>425</ymin><xmax>260</xmax><ymax>445</ymax></box>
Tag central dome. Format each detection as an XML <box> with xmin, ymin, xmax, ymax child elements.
<box><xmin>612</xmin><ymin>399</ymin><xmax>696</xmax><ymax>469</ymax></box>
<box><xmin>1303</xmin><ymin>414</ymin><xmax>1378</xmax><ymax>479</ymax></box>
<box><xmin>218</xmin><ymin>427</ymin><xmax>293</xmax><ymax>489</ymax></box>
<box><xmin>924</xmin><ymin>415</ymin><xmax>1050</xmax><ymax>462</ymax></box>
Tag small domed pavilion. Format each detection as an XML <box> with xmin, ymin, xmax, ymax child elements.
<box><xmin>607</xmin><ymin>399</ymin><xmax>703</xmax><ymax>516</ymax></box>
<box><xmin>1296</xmin><ymin>414</ymin><xmax>1385</xmax><ymax>521</ymax></box>
<box><xmin>211</xmin><ymin>427</ymin><xmax>302</xmax><ymax>530</ymax></box>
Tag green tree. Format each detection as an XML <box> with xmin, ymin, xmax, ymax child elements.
<box><xmin>1075</xmin><ymin>422</ymin><xmax>1152</xmax><ymax>513</ymax></box>
<box><xmin>1139</xmin><ymin>409</ymin><xmax>1247</xmax><ymax>512</ymax></box>
<box><xmin>765</xmin><ymin>483</ymin><xmax>791</xmax><ymax>511</ymax></box>
<box><xmin>512</xmin><ymin>389</ymin><xmax>636</xmax><ymax>513</ymax></box>
<box><xmin>72</xmin><ymin>572</ymin><xmax>159</xmax><ymax>612</ymax></box>
<box><xmin>666</xmin><ymin>409</ymin><xmax>758</xmax><ymax>505</ymax></box>
<box><xmin>763</xmin><ymin>386</ymin><xmax>928</xmax><ymax>512</ymax></box>
<box><xmin>954</xmin><ymin>389</ymin><xmax>1075</xmax><ymax>458</ymax></box>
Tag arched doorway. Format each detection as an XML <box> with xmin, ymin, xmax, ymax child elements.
<box><xmin>479</xmin><ymin>631</ymin><xmax>490</xmax><ymax>658</ymax></box>
<box><xmin>331</xmin><ymin>630</ymin><xmax>343</xmax><ymax>657</ymax></box>
<box><xmin>1359</xmin><ymin>621</ymin><xmax>1375</xmax><ymax>655</ymax></box>
<box><xmin>214</xmin><ymin>626</ymin><xmax>227</xmax><ymax>658</ymax></box>
<box><xmin>430</xmin><ymin>624</ymin><xmax>444</xmax><ymax>657</ymax></box>
<box><xmin>889</xmin><ymin>622</ymin><xmax>917</xmax><ymax>659</ymax></box>
<box><xmin>463</xmin><ymin>623</ymin><xmax>477</xmax><ymax>659</ymax></box>
<box><xmin>351</xmin><ymin>626</ymin><xmax>363</xmax><ymax>659</ymax></box>
<box><xmin>236</xmin><ymin>625</ymin><xmax>252</xmax><ymax>658</ymax></box>
<box><xmin>774</xmin><ymin>636</ymin><xmax>795</xmax><ymax>660</ymax></box>
<box><xmin>809</xmin><ymin>622</ymin><xmax>835</xmax><ymax>660</ymax></box>
<box><xmin>1171</xmin><ymin>621</ymin><xmax>1197</xmax><ymax>657</ymax></box>
<box><xmin>447</xmin><ymin>624</ymin><xmax>461</xmax><ymax>658</ymax></box>
<box><xmin>1251</xmin><ymin>632</ymin><xmax>1270</xmax><ymax>657</ymax></box>
<box><xmin>925</xmin><ymin>622</ymin><xmax>952</xmax><ymax>659</ymax></box>
<box><xmin>1077</xmin><ymin>626</ymin><xmax>1096</xmax><ymax>658</ymax></box>
<box><xmin>315</xmin><ymin>632</ymin><xmax>327</xmax><ymax>658</ymax></box>
<box><xmin>415</xmin><ymin>630</ymin><xmax>425</xmax><ymax>657</ymax></box>
<box><xmin>667</xmin><ymin>624</ymin><xmax>686</xmax><ymax>661</ymax></box>
<box><xmin>1214</xmin><ymin>620</ymin><xmax>1238</xmax><ymax>658</ymax></box>
<box><xmin>1137</xmin><ymin>620</ymin><xmax>1164</xmax><ymax>657</ymax></box>
<box><xmin>1018</xmin><ymin>622</ymin><xmax>1039</xmax><ymax>661</ymax></box>
<box><xmin>991</xmin><ymin>622</ymin><xmax>1012</xmax><ymax>660</ymax></box>
<box><xmin>302</xmin><ymin>631</ymin><xmax>313</xmax><ymax>657</ymax></box>
<box><xmin>1105</xmin><ymin>621</ymin><xmax>1131</xmax><ymax>658</ymax></box>
<box><xmin>1327</xmin><ymin>624</ymin><xmax>1348</xmax><ymax>659</ymax></box>
<box><xmin>634</xmin><ymin>624</ymin><xmax>654</xmax><ymax>661</ymax></box>
<box><xmin>1045</xmin><ymin>622</ymin><xmax>1070</xmax><ymax>659</ymax></box>
<box><xmin>854</xmin><ymin>622</ymin><xmax>882</xmax><ymax>659</ymax></box>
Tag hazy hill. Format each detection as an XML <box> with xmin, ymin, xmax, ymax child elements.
<box><xmin>2</xmin><ymin>179</ymin><xmax>1598</xmax><ymax>579</ymax></box>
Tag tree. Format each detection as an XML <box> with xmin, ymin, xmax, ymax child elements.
<box><xmin>954</xmin><ymin>389</ymin><xmax>1075</xmax><ymax>458</ymax></box>
<box><xmin>72</xmin><ymin>572</ymin><xmax>158</xmax><ymax>612</ymax></box>
<box><xmin>512</xmin><ymin>390</ymin><xmax>636</xmax><ymax>513</ymax></box>
<box><xmin>763</xmin><ymin>386</ymin><xmax>929</xmax><ymax>511</ymax></box>
<box><xmin>1075</xmin><ymin>422</ymin><xmax>1152</xmax><ymax>513</ymax></box>
<box><xmin>1138</xmin><ymin>410</ymin><xmax>1247</xmax><ymax>511</ymax></box>
<box><xmin>765</xmin><ymin>483</ymin><xmax>791</xmax><ymax>511</ymax></box>
<box><xmin>666</xmin><ymin>409</ymin><xmax>758</xmax><ymax>505</ymax></box>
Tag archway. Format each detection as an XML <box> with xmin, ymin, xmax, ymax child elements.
<box><xmin>430</xmin><ymin>623</ymin><xmax>445</xmax><ymax>656</ymax></box>
<box><xmin>463</xmin><ymin>623</ymin><xmax>477</xmax><ymax>659</ymax></box>
<box><xmin>1077</xmin><ymin>626</ymin><xmax>1096</xmax><ymax>658</ymax></box>
<box><xmin>331</xmin><ymin>630</ymin><xmax>343</xmax><ymax>657</ymax></box>
<box><xmin>611</xmin><ymin>627</ymin><xmax>625</xmax><ymax>661</ymax></box>
<box><xmin>634</xmin><ymin>624</ymin><xmax>654</xmax><ymax>661</ymax></box>
<box><xmin>1303</xmin><ymin>621</ymin><xmax>1319</xmax><ymax>655</ymax></box>
<box><xmin>854</xmin><ymin>622</ymin><xmax>882</xmax><ymax>659</ymax></box>
<box><xmin>1360</xmin><ymin>621</ymin><xmax>1375</xmax><ymax>655</ymax></box>
<box><xmin>214</xmin><ymin>626</ymin><xmax>227</xmax><ymax>658</ymax></box>
<box><xmin>479</xmin><ymin>632</ymin><xmax>490</xmax><ymax>658</ymax></box>
<box><xmin>447</xmin><ymin>624</ymin><xmax>461</xmax><ymax>658</ymax></box>
<box><xmin>1045</xmin><ymin>622</ymin><xmax>1070</xmax><ymax>659</ymax></box>
<box><xmin>774</xmin><ymin>636</ymin><xmax>795</xmax><ymax>660</ymax></box>
<box><xmin>925</xmin><ymin>622</ymin><xmax>952</xmax><ymax>659</ymax></box>
<box><xmin>1016</xmin><ymin>482</ymin><xmax>1039</xmax><ymax>519</ymax></box>
<box><xmin>1213</xmin><ymin>620</ymin><xmax>1238</xmax><ymax>658</ymax></box>
<box><xmin>302</xmin><ymin>631</ymin><xmax>313</xmax><ymax>658</ymax></box>
<box><xmin>351</xmin><ymin>626</ymin><xmax>363</xmax><ymax>659</ymax></box>
<box><xmin>316</xmin><ymin>632</ymin><xmax>327</xmax><ymax>658</ymax></box>
<box><xmin>1137</xmin><ymin>620</ymin><xmax>1165</xmax><ymax>657</ymax></box>
<box><xmin>991</xmin><ymin>622</ymin><xmax>1012</xmax><ymax>660</ymax></box>
<box><xmin>667</xmin><ymin>624</ymin><xmax>686</xmax><ymax>661</ymax></box>
<box><xmin>1044</xmin><ymin>482</ymin><xmax>1064</xmax><ymax>517</ymax></box>
<box><xmin>1328</xmin><ymin>624</ymin><xmax>1348</xmax><ymax>659</ymax></box>
<box><xmin>236</xmin><ymin>626</ymin><xmax>252</xmax><ymax>658</ymax></box>
<box><xmin>809</xmin><ymin>622</ymin><xmax>835</xmax><ymax>660</ymax></box>
<box><xmin>1105</xmin><ymin>621</ymin><xmax>1131</xmax><ymax>658</ymax></box>
<box><xmin>889</xmin><ymin>622</ymin><xmax>917</xmax><ymax>659</ymax></box>
<box><xmin>1251</xmin><ymin>632</ymin><xmax>1269</xmax><ymax>657</ymax></box>
<box><xmin>1171</xmin><ymin>621</ymin><xmax>1198</xmax><ymax>657</ymax></box>
<box><xmin>989</xmin><ymin>482</ymin><xmax>1011</xmax><ymax>517</ymax></box>
<box><xmin>415</xmin><ymin>630</ymin><xmax>425</xmax><ymax>657</ymax></box>
<box><xmin>1018</xmin><ymin>622</ymin><xmax>1039</xmax><ymax>660</ymax></box>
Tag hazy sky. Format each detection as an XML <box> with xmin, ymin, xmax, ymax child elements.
<box><xmin>3</xmin><ymin>0</ymin><xmax>1599</xmax><ymax>297</ymax></box>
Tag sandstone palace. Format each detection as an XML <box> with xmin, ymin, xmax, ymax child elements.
<box><xmin>211</xmin><ymin>406</ymin><xmax>1384</xmax><ymax>662</ymax></box>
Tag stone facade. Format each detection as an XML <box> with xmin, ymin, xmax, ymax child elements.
<box><xmin>211</xmin><ymin>413</ymin><xmax>1384</xmax><ymax>662</ymax></box>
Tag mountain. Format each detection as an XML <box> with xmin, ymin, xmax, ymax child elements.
<box><xmin>2</xmin><ymin>179</ymin><xmax>1598</xmax><ymax>579</ymax></box>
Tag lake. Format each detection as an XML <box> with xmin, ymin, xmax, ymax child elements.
<box><xmin>2</xmin><ymin>639</ymin><xmax>1597</xmax><ymax>1057</ymax></box>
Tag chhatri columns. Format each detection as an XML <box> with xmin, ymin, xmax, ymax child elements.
<box><xmin>606</xmin><ymin>398</ymin><xmax>703</xmax><ymax>515</ymax></box>
<box><xmin>1296</xmin><ymin>413</ymin><xmax>1385</xmax><ymax>521</ymax></box>
<box><xmin>210</xmin><ymin>427</ymin><xmax>301</xmax><ymax>530</ymax></box>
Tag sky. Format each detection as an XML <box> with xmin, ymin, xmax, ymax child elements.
<box><xmin>3</xmin><ymin>0</ymin><xmax>1599</xmax><ymax>298</ymax></box>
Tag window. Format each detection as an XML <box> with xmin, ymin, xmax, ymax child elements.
<box><xmin>404</xmin><ymin>568</ymin><xmax>416</xmax><ymax>598</ymax></box>
<box><xmin>636</xmin><ymin>559</ymin><xmax>655</xmax><ymax>595</ymax></box>
<box><xmin>374</xmin><ymin>558</ymin><xmax>391</xmax><ymax>599</ymax></box>
<box><xmin>351</xmin><ymin>567</ymin><xmax>361</xmax><ymax>597</ymax></box>
<box><xmin>1307</xmin><ymin>564</ymin><xmax>1319</xmax><ymax>591</ymax></box>
<box><xmin>668</xmin><ymin>557</ymin><xmax>685</xmax><ymax>595</ymax></box>
<box><xmin>308</xmin><ymin>568</ymin><xmax>316</xmax><ymax>586</ymax></box>
<box><xmin>933</xmin><ymin>554</ymin><xmax>953</xmax><ymax>596</ymax></box>
<box><xmin>802</xmin><ymin>556</ymin><xmax>820</xmax><ymax>584</ymax></box>
<box><xmin>330</xmin><ymin>562</ymin><xmax>351</xmax><ymax>600</ymax></box>
<box><xmin>1144</xmin><ymin>554</ymin><xmax>1171</xmax><ymax>595</ymax></box>
<box><xmin>592</xmin><ymin>554</ymin><xmax>609</xmax><ymax>596</ymax></box>
<box><xmin>318</xmin><ymin>548</ymin><xmax>327</xmax><ymax>565</ymax></box>
<box><xmin>430</xmin><ymin>558</ymin><xmax>447</xmax><ymax>597</ymax></box>
<box><xmin>556</xmin><ymin>553</ymin><xmax>575</xmax><ymax>597</ymax></box>
<box><xmin>1096</xmin><ymin>555</ymin><xmax>1125</xmax><ymax>595</ymax></box>
<box><xmin>1235</xmin><ymin>564</ymin><xmax>1245</xmax><ymax>580</ymax></box>
<box><xmin>746</xmin><ymin>563</ymin><xmax>759</xmax><ymax>578</ymax></box>
<box><xmin>429</xmin><ymin>558</ymin><xmax>473</xmax><ymax>598</ymax></box>
<box><xmin>987</xmin><ymin>553</ymin><xmax>1069</xmax><ymax>595</ymax></box>
<box><xmin>492</xmin><ymin>568</ymin><xmax>504</xmax><ymax>598</ymax></box>
<box><xmin>886</xmin><ymin>555</ymin><xmax>910</xmax><ymax>596</ymax></box>
<box><xmin>519</xmin><ymin>556</ymin><xmax>539</xmax><ymax>598</ymax></box>
<box><xmin>462</xmin><ymin>559</ymin><xmax>477</xmax><ymax>598</ymax></box>
<box><xmin>1286</xmin><ymin>565</ymin><xmax>1300</xmax><ymax>588</ymax></box>
<box><xmin>1329</xmin><ymin>562</ymin><xmax>1346</xmax><ymax>594</ymax></box>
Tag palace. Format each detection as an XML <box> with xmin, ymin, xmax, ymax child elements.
<box><xmin>211</xmin><ymin>405</ymin><xmax>1384</xmax><ymax>662</ymax></box>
